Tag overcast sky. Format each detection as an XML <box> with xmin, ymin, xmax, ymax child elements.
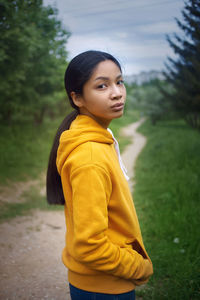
<box><xmin>43</xmin><ymin>0</ymin><xmax>185</xmax><ymax>75</ymax></box>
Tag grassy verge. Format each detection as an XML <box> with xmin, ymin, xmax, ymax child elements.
<box><xmin>133</xmin><ymin>119</ymin><xmax>200</xmax><ymax>299</ymax></box>
<box><xmin>0</xmin><ymin>117</ymin><xmax>65</xmax><ymax>222</ymax></box>
<box><xmin>0</xmin><ymin>117</ymin><xmax>64</xmax><ymax>185</ymax></box>
<box><xmin>0</xmin><ymin>109</ymin><xmax>140</xmax><ymax>222</ymax></box>
<box><xmin>0</xmin><ymin>186</ymin><xmax>63</xmax><ymax>222</ymax></box>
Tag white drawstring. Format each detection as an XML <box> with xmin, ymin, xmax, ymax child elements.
<box><xmin>107</xmin><ymin>128</ymin><xmax>129</xmax><ymax>181</ymax></box>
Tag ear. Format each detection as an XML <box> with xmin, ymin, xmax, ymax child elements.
<box><xmin>70</xmin><ymin>91</ymin><xmax>84</xmax><ymax>108</ymax></box>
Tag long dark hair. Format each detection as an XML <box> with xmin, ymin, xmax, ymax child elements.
<box><xmin>46</xmin><ymin>50</ymin><xmax>122</xmax><ymax>205</ymax></box>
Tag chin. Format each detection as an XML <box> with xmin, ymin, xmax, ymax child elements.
<box><xmin>113</xmin><ymin>111</ymin><xmax>124</xmax><ymax>119</ymax></box>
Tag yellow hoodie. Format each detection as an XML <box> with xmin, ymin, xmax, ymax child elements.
<box><xmin>56</xmin><ymin>114</ymin><xmax>153</xmax><ymax>294</ymax></box>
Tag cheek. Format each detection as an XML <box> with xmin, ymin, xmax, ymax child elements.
<box><xmin>122</xmin><ymin>87</ymin><xmax>127</xmax><ymax>100</ymax></box>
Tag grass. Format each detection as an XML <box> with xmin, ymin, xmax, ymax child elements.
<box><xmin>133</xmin><ymin>119</ymin><xmax>200</xmax><ymax>300</ymax></box>
<box><xmin>0</xmin><ymin>117</ymin><xmax>64</xmax><ymax>185</ymax></box>
<box><xmin>0</xmin><ymin>116</ymin><xmax>66</xmax><ymax>222</ymax></box>
<box><xmin>0</xmin><ymin>109</ymin><xmax>140</xmax><ymax>222</ymax></box>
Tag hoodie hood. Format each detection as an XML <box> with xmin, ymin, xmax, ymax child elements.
<box><xmin>56</xmin><ymin>114</ymin><xmax>114</xmax><ymax>174</ymax></box>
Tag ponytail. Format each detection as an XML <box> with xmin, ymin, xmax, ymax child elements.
<box><xmin>46</xmin><ymin>110</ymin><xmax>79</xmax><ymax>205</ymax></box>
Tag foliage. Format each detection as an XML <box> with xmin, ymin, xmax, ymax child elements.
<box><xmin>0</xmin><ymin>0</ymin><xmax>71</xmax><ymax>124</ymax></box>
<box><xmin>134</xmin><ymin>119</ymin><xmax>200</xmax><ymax>299</ymax></box>
<box><xmin>125</xmin><ymin>80</ymin><xmax>175</xmax><ymax>125</ymax></box>
<box><xmin>164</xmin><ymin>0</ymin><xmax>200</xmax><ymax>129</ymax></box>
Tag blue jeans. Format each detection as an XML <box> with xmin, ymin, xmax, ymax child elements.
<box><xmin>69</xmin><ymin>284</ymin><xmax>135</xmax><ymax>300</ymax></box>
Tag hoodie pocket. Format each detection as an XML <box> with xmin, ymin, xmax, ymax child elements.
<box><xmin>127</xmin><ymin>238</ymin><xmax>148</xmax><ymax>259</ymax></box>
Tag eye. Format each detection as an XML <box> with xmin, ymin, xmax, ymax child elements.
<box><xmin>97</xmin><ymin>83</ymin><xmax>107</xmax><ymax>89</ymax></box>
<box><xmin>117</xmin><ymin>79</ymin><xmax>124</xmax><ymax>85</ymax></box>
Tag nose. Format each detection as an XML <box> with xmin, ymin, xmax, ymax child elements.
<box><xmin>110</xmin><ymin>84</ymin><xmax>122</xmax><ymax>100</ymax></box>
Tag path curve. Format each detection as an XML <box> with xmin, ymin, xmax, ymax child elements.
<box><xmin>0</xmin><ymin>119</ymin><xmax>146</xmax><ymax>300</ymax></box>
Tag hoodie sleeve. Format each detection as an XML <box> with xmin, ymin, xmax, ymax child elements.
<box><xmin>70</xmin><ymin>163</ymin><xmax>153</xmax><ymax>282</ymax></box>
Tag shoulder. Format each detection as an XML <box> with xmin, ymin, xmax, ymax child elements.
<box><xmin>66</xmin><ymin>141</ymin><xmax>112</xmax><ymax>171</ymax></box>
<box><xmin>69</xmin><ymin>142</ymin><xmax>112</xmax><ymax>190</ymax></box>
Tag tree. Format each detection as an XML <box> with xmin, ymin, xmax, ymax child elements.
<box><xmin>0</xmin><ymin>0</ymin><xmax>71</xmax><ymax>124</ymax></box>
<box><xmin>164</xmin><ymin>0</ymin><xmax>200</xmax><ymax>129</ymax></box>
<box><xmin>127</xmin><ymin>80</ymin><xmax>173</xmax><ymax>125</ymax></box>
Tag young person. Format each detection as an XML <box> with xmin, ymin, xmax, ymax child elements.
<box><xmin>47</xmin><ymin>50</ymin><xmax>153</xmax><ymax>300</ymax></box>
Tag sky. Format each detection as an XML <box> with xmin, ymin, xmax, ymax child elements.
<box><xmin>43</xmin><ymin>0</ymin><xmax>185</xmax><ymax>75</ymax></box>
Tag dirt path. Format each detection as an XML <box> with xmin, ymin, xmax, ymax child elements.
<box><xmin>0</xmin><ymin>119</ymin><xmax>146</xmax><ymax>300</ymax></box>
<box><xmin>120</xmin><ymin>118</ymin><xmax>146</xmax><ymax>192</ymax></box>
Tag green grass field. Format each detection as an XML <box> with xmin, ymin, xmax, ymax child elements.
<box><xmin>133</xmin><ymin>119</ymin><xmax>200</xmax><ymax>299</ymax></box>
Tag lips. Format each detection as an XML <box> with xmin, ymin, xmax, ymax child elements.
<box><xmin>111</xmin><ymin>102</ymin><xmax>124</xmax><ymax>109</ymax></box>
<box><xmin>111</xmin><ymin>102</ymin><xmax>124</xmax><ymax>111</ymax></box>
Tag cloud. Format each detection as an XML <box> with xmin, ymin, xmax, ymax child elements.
<box><xmin>114</xmin><ymin>32</ymin><xmax>129</xmax><ymax>39</ymax></box>
<box><xmin>136</xmin><ymin>21</ymin><xmax>181</xmax><ymax>34</ymax></box>
<box><xmin>68</xmin><ymin>34</ymin><xmax>174</xmax><ymax>58</ymax></box>
<box><xmin>45</xmin><ymin>0</ymin><xmax>183</xmax><ymax>36</ymax></box>
<box><xmin>67</xmin><ymin>34</ymin><xmax>175</xmax><ymax>75</ymax></box>
<box><xmin>44</xmin><ymin>0</ymin><xmax>184</xmax><ymax>74</ymax></box>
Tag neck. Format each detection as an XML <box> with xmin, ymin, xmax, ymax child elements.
<box><xmin>79</xmin><ymin>112</ymin><xmax>111</xmax><ymax>129</ymax></box>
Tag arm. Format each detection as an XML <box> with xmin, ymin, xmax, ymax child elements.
<box><xmin>70</xmin><ymin>164</ymin><xmax>153</xmax><ymax>281</ymax></box>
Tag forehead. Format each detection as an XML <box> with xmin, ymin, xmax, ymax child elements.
<box><xmin>91</xmin><ymin>60</ymin><xmax>121</xmax><ymax>79</ymax></box>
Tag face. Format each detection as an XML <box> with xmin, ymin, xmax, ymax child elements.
<box><xmin>71</xmin><ymin>60</ymin><xmax>126</xmax><ymax>128</ymax></box>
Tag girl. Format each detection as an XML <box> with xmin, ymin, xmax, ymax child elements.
<box><xmin>47</xmin><ymin>50</ymin><xmax>153</xmax><ymax>300</ymax></box>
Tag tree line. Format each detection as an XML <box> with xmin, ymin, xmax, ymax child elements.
<box><xmin>0</xmin><ymin>0</ymin><xmax>71</xmax><ymax>125</ymax></box>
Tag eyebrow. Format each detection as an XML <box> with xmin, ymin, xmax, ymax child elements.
<box><xmin>94</xmin><ymin>74</ymin><xmax>122</xmax><ymax>81</ymax></box>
